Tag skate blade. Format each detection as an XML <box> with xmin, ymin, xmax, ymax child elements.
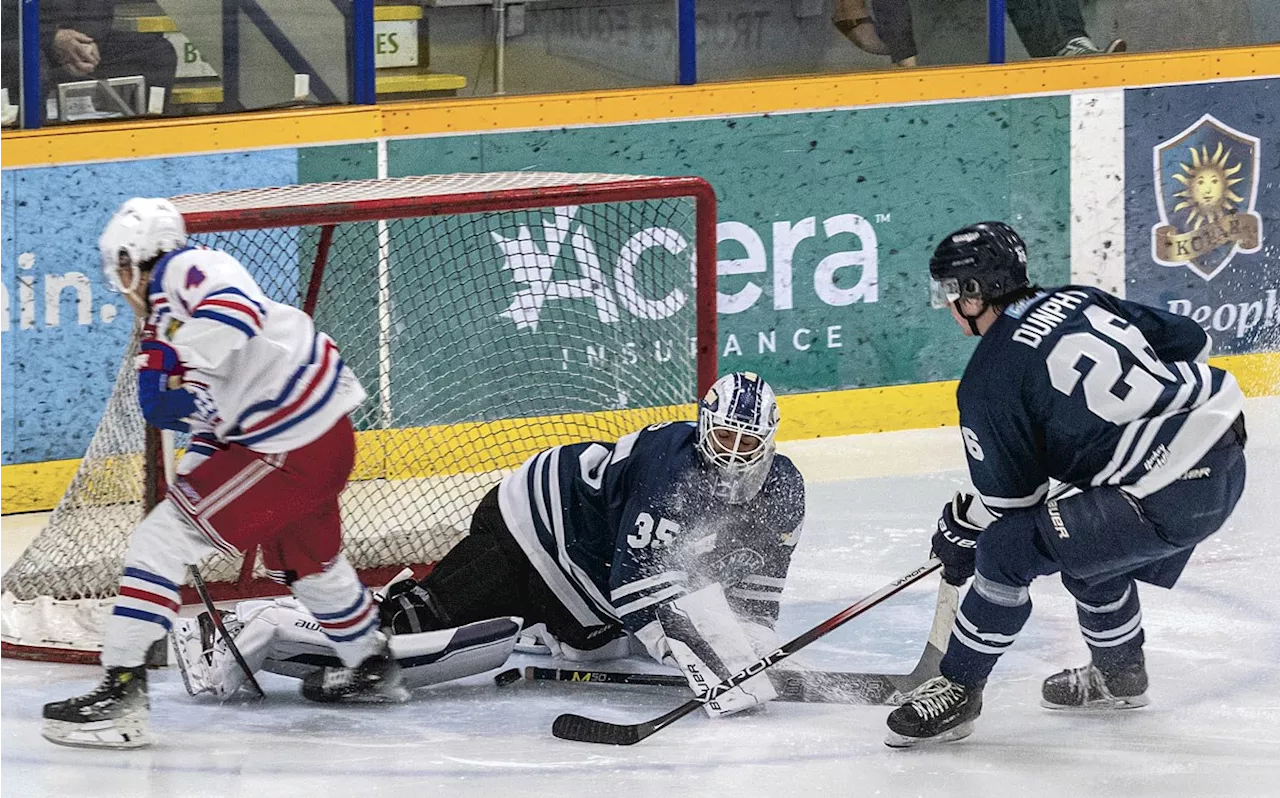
<box><xmin>42</xmin><ymin>718</ymin><xmax>152</xmax><ymax>750</ymax></box>
<box><xmin>1041</xmin><ymin>693</ymin><xmax>1148</xmax><ymax>712</ymax></box>
<box><xmin>884</xmin><ymin>721</ymin><xmax>974</xmax><ymax>748</ymax></box>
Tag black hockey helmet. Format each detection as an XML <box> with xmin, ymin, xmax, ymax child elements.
<box><xmin>928</xmin><ymin>221</ymin><xmax>1029</xmax><ymax>309</ymax></box>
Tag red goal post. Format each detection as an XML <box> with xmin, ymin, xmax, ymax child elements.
<box><xmin>1</xmin><ymin>172</ymin><xmax>718</xmax><ymax>663</ymax></box>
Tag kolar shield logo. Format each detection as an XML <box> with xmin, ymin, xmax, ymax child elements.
<box><xmin>1151</xmin><ymin>114</ymin><xmax>1262</xmax><ymax>281</ymax></box>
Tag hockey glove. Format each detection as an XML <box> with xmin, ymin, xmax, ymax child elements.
<box><xmin>136</xmin><ymin>338</ymin><xmax>196</xmax><ymax>432</ymax></box>
<box><xmin>932</xmin><ymin>492</ymin><xmax>983</xmax><ymax>586</ymax></box>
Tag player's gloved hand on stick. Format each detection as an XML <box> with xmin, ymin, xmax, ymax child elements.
<box><xmin>136</xmin><ymin>338</ymin><xmax>196</xmax><ymax>431</ymax></box>
<box><xmin>932</xmin><ymin>492</ymin><xmax>983</xmax><ymax>586</ymax></box>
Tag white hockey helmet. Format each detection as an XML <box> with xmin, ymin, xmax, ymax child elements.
<box><xmin>696</xmin><ymin>372</ymin><xmax>780</xmax><ymax>504</ymax></box>
<box><xmin>99</xmin><ymin>198</ymin><xmax>187</xmax><ymax>295</ymax></box>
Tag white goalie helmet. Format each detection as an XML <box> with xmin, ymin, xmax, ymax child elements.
<box><xmin>99</xmin><ymin>198</ymin><xmax>187</xmax><ymax>295</ymax></box>
<box><xmin>696</xmin><ymin>371</ymin><xmax>780</xmax><ymax>505</ymax></box>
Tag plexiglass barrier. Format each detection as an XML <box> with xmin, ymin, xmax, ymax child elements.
<box><xmin>2</xmin><ymin>0</ymin><xmax>1275</xmax><ymax>129</ymax></box>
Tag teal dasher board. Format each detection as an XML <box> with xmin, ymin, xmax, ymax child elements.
<box><xmin>301</xmin><ymin>96</ymin><xmax>1071</xmax><ymax>403</ymax></box>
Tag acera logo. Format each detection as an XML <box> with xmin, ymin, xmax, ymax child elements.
<box><xmin>1151</xmin><ymin>114</ymin><xmax>1263</xmax><ymax>281</ymax></box>
<box><xmin>493</xmin><ymin>206</ymin><xmax>689</xmax><ymax>332</ymax></box>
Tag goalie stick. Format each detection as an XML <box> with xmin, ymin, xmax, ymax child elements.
<box><xmin>529</xmin><ymin>578</ymin><xmax>958</xmax><ymax>704</ymax></box>
<box><xmin>187</xmin><ymin>564</ymin><xmax>265</xmax><ymax>700</ymax></box>
<box><xmin>552</xmin><ymin>558</ymin><xmax>942</xmax><ymax>745</ymax></box>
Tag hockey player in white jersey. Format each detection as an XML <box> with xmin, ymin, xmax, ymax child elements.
<box><xmin>42</xmin><ymin>199</ymin><xmax>406</xmax><ymax>750</ymax></box>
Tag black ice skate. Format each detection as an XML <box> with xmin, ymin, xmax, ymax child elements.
<box><xmin>42</xmin><ymin>666</ymin><xmax>151</xmax><ymax>749</ymax></box>
<box><xmin>885</xmin><ymin>675</ymin><xmax>982</xmax><ymax>748</ymax></box>
<box><xmin>301</xmin><ymin>651</ymin><xmax>409</xmax><ymax>704</ymax></box>
<box><xmin>1041</xmin><ymin>657</ymin><xmax>1148</xmax><ymax>711</ymax></box>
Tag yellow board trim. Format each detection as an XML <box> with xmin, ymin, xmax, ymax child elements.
<box><xmin>3</xmin><ymin>351</ymin><xmax>1275</xmax><ymax>515</ymax></box>
<box><xmin>3</xmin><ymin>45</ymin><xmax>1276</xmax><ymax>168</ymax></box>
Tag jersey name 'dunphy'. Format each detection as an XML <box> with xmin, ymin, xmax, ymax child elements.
<box><xmin>958</xmin><ymin>284</ymin><xmax>1243</xmax><ymax>510</ymax></box>
<box><xmin>497</xmin><ymin>422</ymin><xmax>806</xmax><ymax>634</ymax></box>
<box><xmin>147</xmin><ymin>247</ymin><xmax>367</xmax><ymax>453</ymax></box>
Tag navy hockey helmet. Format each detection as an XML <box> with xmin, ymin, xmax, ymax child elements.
<box><xmin>928</xmin><ymin>221</ymin><xmax>1029</xmax><ymax>310</ymax></box>
<box><xmin>696</xmin><ymin>372</ymin><xmax>780</xmax><ymax>505</ymax></box>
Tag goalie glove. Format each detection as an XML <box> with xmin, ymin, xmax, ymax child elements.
<box><xmin>635</xmin><ymin>583</ymin><xmax>778</xmax><ymax>718</ymax></box>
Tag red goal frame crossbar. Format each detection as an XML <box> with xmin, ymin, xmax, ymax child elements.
<box><xmin>169</xmin><ymin>176</ymin><xmax>719</xmax><ymax>603</ymax></box>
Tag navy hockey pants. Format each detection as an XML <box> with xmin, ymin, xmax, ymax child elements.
<box><xmin>941</xmin><ymin>415</ymin><xmax>1247</xmax><ymax>687</ymax></box>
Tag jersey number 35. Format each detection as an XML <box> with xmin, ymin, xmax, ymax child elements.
<box><xmin>628</xmin><ymin>512</ymin><xmax>680</xmax><ymax>549</ymax></box>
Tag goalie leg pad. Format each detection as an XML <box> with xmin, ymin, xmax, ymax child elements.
<box><xmin>263</xmin><ymin>616</ymin><xmax>523</xmax><ymax>689</ymax></box>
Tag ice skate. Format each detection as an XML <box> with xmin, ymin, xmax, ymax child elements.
<box><xmin>42</xmin><ymin>666</ymin><xmax>151</xmax><ymax>749</ymax></box>
<box><xmin>885</xmin><ymin>675</ymin><xmax>982</xmax><ymax>748</ymax></box>
<box><xmin>1041</xmin><ymin>658</ymin><xmax>1148</xmax><ymax>710</ymax></box>
<box><xmin>301</xmin><ymin>649</ymin><xmax>409</xmax><ymax>704</ymax></box>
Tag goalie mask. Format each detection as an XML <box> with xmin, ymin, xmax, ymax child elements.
<box><xmin>696</xmin><ymin>372</ymin><xmax>780</xmax><ymax>505</ymax></box>
<box><xmin>99</xmin><ymin>198</ymin><xmax>187</xmax><ymax>297</ymax></box>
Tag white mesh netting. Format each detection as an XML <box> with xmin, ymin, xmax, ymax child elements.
<box><xmin>2</xmin><ymin>175</ymin><xmax>711</xmax><ymax>651</ymax></box>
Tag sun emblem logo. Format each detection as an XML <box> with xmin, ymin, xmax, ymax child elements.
<box><xmin>1152</xmin><ymin>114</ymin><xmax>1262</xmax><ymax>281</ymax></box>
<box><xmin>1170</xmin><ymin>141</ymin><xmax>1245</xmax><ymax>229</ymax></box>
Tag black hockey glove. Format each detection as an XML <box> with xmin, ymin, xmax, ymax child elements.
<box><xmin>932</xmin><ymin>492</ymin><xmax>983</xmax><ymax>586</ymax></box>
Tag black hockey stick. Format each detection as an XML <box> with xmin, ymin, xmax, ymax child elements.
<box><xmin>187</xmin><ymin>564</ymin><xmax>266</xmax><ymax>700</ymax></box>
<box><xmin>552</xmin><ymin>558</ymin><xmax>942</xmax><ymax>745</ymax></box>
<box><xmin>526</xmin><ymin>666</ymin><xmax>688</xmax><ymax>687</ymax></box>
<box><xmin>527</xmin><ymin>577</ymin><xmax>955</xmax><ymax>704</ymax></box>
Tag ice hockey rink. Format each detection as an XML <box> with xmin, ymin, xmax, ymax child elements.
<box><xmin>3</xmin><ymin>396</ymin><xmax>1277</xmax><ymax>798</ymax></box>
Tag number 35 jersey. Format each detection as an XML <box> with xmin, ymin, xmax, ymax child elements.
<box><xmin>958</xmin><ymin>284</ymin><xmax>1244</xmax><ymax>512</ymax></box>
<box><xmin>497</xmin><ymin>421</ymin><xmax>806</xmax><ymax>636</ymax></box>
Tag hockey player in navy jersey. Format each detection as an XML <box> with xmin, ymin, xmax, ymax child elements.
<box><xmin>371</xmin><ymin>371</ymin><xmax>806</xmax><ymax>717</ymax></box>
<box><xmin>43</xmin><ymin>199</ymin><xmax>406</xmax><ymax>750</ymax></box>
<box><xmin>884</xmin><ymin>222</ymin><xmax>1247</xmax><ymax>747</ymax></box>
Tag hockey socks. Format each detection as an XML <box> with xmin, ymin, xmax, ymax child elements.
<box><xmin>938</xmin><ymin>576</ymin><xmax>1032</xmax><ymax>688</ymax></box>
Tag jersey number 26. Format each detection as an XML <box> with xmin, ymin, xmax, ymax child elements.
<box><xmin>1046</xmin><ymin>305</ymin><xmax>1179</xmax><ymax>425</ymax></box>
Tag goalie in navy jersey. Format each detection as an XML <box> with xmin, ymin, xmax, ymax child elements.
<box><xmin>373</xmin><ymin>371</ymin><xmax>806</xmax><ymax>717</ymax></box>
<box><xmin>883</xmin><ymin>222</ymin><xmax>1247</xmax><ymax>747</ymax></box>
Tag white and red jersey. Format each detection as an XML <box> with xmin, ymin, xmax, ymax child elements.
<box><xmin>146</xmin><ymin>246</ymin><xmax>367</xmax><ymax>453</ymax></box>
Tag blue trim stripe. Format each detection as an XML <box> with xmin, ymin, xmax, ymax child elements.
<box><xmin>233</xmin><ymin>358</ymin><xmax>344</xmax><ymax>446</ymax></box>
<box><xmin>149</xmin><ymin>246</ymin><xmax>195</xmax><ymax>295</ymax></box>
<box><xmin>235</xmin><ymin>335</ymin><xmax>320</xmax><ymax>427</ymax></box>
<box><xmin>123</xmin><ymin>566</ymin><xmax>180</xmax><ymax>593</ymax></box>
<box><xmin>112</xmin><ymin>606</ymin><xmax>173</xmax><ymax>630</ymax></box>
<box><xmin>193</xmin><ymin>309</ymin><xmax>258</xmax><ymax>338</ymax></box>
<box><xmin>206</xmin><ymin>286</ymin><xmax>266</xmax><ymax>316</ymax></box>
<box><xmin>312</xmin><ymin>589</ymin><xmax>369</xmax><ymax>621</ymax></box>
<box><xmin>325</xmin><ymin>615</ymin><xmax>379</xmax><ymax>643</ymax></box>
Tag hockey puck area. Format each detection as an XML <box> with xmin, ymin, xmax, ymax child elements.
<box><xmin>493</xmin><ymin>668</ymin><xmax>522</xmax><ymax>687</ymax></box>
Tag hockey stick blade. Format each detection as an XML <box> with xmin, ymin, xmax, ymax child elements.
<box><xmin>527</xmin><ymin>666</ymin><xmax>688</xmax><ymax>687</ymax></box>
<box><xmin>187</xmin><ymin>565</ymin><xmax>266</xmax><ymax>700</ymax></box>
<box><xmin>551</xmin><ymin>559</ymin><xmax>942</xmax><ymax>744</ymax></box>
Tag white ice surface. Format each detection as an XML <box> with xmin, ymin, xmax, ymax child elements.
<box><xmin>3</xmin><ymin>398</ymin><xmax>1278</xmax><ymax>798</ymax></box>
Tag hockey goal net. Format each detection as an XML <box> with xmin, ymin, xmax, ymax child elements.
<box><xmin>2</xmin><ymin>172</ymin><xmax>717</xmax><ymax>662</ymax></box>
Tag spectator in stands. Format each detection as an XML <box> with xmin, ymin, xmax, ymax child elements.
<box><xmin>2</xmin><ymin>0</ymin><xmax>20</xmax><ymax>121</ymax></box>
<box><xmin>1006</xmin><ymin>0</ymin><xmax>1125</xmax><ymax>57</ymax></box>
<box><xmin>833</xmin><ymin>0</ymin><xmax>917</xmax><ymax>68</ymax></box>
<box><xmin>41</xmin><ymin>0</ymin><xmax>176</xmax><ymax>111</ymax></box>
